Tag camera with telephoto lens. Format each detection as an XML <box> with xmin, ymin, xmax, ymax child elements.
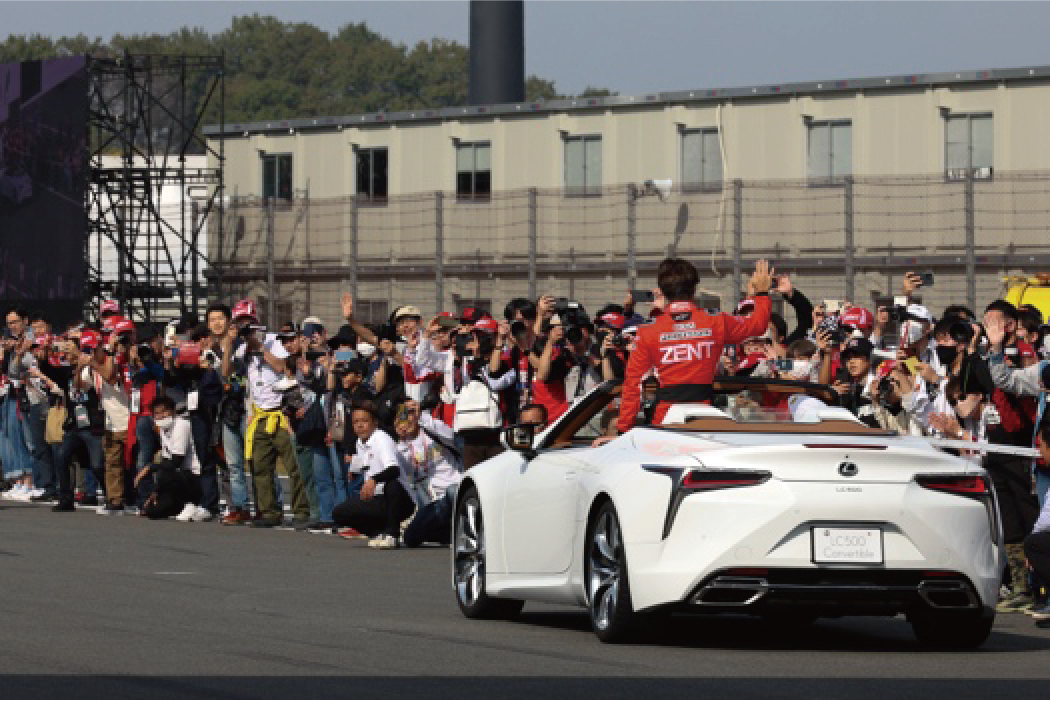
<box><xmin>169</xmin><ymin>342</ymin><xmax>201</xmax><ymax>367</ymax></box>
<box><xmin>542</xmin><ymin>301</ymin><xmax>589</xmax><ymax>344</ymax></box>
<box><xmin>136</xmin><ymin>343</ymin><xmax>154</xmax><ymax>363</ymax></box>
<box><xmin>237</xmin><ymin>323</ymin><xmax>265</xmax><ymax>337</ymax></box>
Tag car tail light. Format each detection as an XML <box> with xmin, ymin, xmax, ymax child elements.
<box><xmin>916</xmin><ymin>475</ymin><xmax>988</xmax><ymax>498</ymax></box>
<box><xmin>681</xmin><ymin>469</ymin><xmax>770</xmax><ymax>491</ymax></box>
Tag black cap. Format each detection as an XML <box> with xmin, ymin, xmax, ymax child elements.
<box><xmin>327</xmin><ymin>324</ymin><xmax>357</xmax><ymax>349</ymax></box>
<box><xmin>840</xmin><ymin>337</ymin><xmax>874</xmax><ymax>359</ymax></box>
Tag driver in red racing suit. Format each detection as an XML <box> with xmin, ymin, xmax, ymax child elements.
<box><xmin>605</xmin><ymin>258</ymin><xmax>774</xmax><ymax>439</ymax></box>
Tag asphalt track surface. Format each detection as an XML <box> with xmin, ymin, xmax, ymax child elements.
<box><xmin>2</xmin><ymin>501</ymin><xmax>1050</xmax><ymax>699</ymax></box>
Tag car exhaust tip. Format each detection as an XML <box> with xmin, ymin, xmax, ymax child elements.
<box><xmin>918</xmin><ymin>580</ymin><xmax>978</xmax><ymax>609</ymax></box>
<box><xmin>693</xmin><ymin>576</ymin><xmax>769</xmax><ymax>606</ymax></box>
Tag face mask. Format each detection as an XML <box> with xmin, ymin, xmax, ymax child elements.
<box><xmin>155</xmin><ymin>416</ymin><xmax>174</xmax><ymax>431</ymax></box>
<box><xmin>357</xmin><ymin>342</ymin><xmax>375</xmax><ymax>357</ymax></box>
<box><xmin>935</xmin><ymin>345</ymin><xmax>958</xmax><ymax>367</ymax></box>
<box><xmin>789</xmin><ymin>360</ymin><xmax>812</xmax><ymax>378</ymax></box>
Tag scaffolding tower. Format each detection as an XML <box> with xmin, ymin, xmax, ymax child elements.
<box><xmin>85</xmin><ymin>52</ymin><xmax>224</xmax><ymax>323</ymax></box>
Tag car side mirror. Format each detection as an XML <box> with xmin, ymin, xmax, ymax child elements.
<box><xmin>504</xmin><ymin>423</ymin><xmax>537</xmax><ymax>459</ymax></box>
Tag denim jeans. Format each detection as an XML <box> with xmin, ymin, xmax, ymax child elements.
<box><xmin>221</xmin><ymin>419</ymin><xmax>248</xmax><ymax>510</ymax></box>
<box><xmin>295</xmin><ymin>441</ymin><xmax>320</xmax><ymax>523</ymax></box>
<box><xmin>135</xmin><ymin>416</ymin><xmax>159</xmax><ymax>469</ymax></box>
<box><xmin>2</xmin><ymin>396</ymin><xmax>32</xmax><ymax>479</ymax></box>
<box><xmin>311</xmin><ymin>444</ymin><xmax>347</xmax><ymax>524</ymax></box>
<box><xmin>403</xmin><ymin>483</ymin><xmax>459</xmax><ymax>547</ymax></box>
<box><xmin>54</xmin><ymin>429</ymin><xmax>104</xmax><ymax>503</ymax></box>
<box><xmin>25</xmin><ymin>401</ymin><xmax>54</xmax><ymax>491</ymax></box>
<box><xmin>1037</xmin><ymin>470</ymin><xmax>1050</xmax><ymax>509</ymax></box>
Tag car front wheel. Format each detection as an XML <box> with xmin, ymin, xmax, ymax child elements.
<box><xmin>452</xmin><ymin>486</ymin><xmax>524</xmax><ymax>620</ymax></box>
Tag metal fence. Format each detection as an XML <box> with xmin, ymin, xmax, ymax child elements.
<box><xmin>206</xmin><ymin>171</ymin><xmax>1050</xmax><ymax>329</ymax></box>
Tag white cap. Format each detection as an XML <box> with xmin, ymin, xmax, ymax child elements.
<box><xmin>787</xmin><ymin>395</ymin><xmax>828</xmax><ymax>422</ymax></box>
<box><xmin>906</xmin><ymin>304</ymin><xmax>933</xmax><ymax>324</ymax></box>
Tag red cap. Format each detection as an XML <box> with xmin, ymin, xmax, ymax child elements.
<box><xmin>734</xmin><ymin>298</ymin><xmax>756</xmax><ymax>315</ymax></box>
<box><xmin>101</xmin><ymin>316</ymin><xmax>118</xmax><ymax>332</ymax></box>
<box><xmin>841</xmin><ymin>307</ymin><xmax>874</xmax><ymax>331</ymax></box>
<box><xmin>80</xmin><ymin>330</ymin><xmax>102</xmax><ymax>350</ymax></box>
<box><xmin>100</xmin><ymin>300</ymin><xmax>120</xmax><ymax>316</ymax></box>
<box><xmin>459</xmin><ymin>307</ymin><xmax>484</xmax><ymax>324</ymax></box>
<box><xmin>232</xmin><ymin>299</ymin><xmax>258</xmax><ymax>322</ymax></box>
<box><xmin>112</xmin><ymin>319</ymin><xmax>135</xmax><ymax>335</ymax></box>
<box><xmin>473</xmin><ymin>317</ymin><xmax>500</xmax><ymax>334</ymax></box>
<box><xmin>30</xmin><ymin>333</ymin><xmax>51</xmax><ymax>347</ymax></box>
<box><xmin>599</xmin><ymin>312</ymin><xmax>626</xmax><ymax>330</ymax></box>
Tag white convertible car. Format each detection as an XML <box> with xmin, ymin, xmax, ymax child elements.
<box><xmin>452</xmin><ymin>378</ymin><xmax>1000</xmax><ymax>647</ymax></box>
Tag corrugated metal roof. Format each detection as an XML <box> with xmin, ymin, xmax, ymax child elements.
<box><xmin>203</xmin><ymin>64</ymin><xmax>1050</xmax><ymax>137</ymax></box>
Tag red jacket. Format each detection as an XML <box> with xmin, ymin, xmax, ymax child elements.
<box><xmin>617</xmin><ymin>296</ymin><xmax>773</xmax><ymax>433</ymax></box>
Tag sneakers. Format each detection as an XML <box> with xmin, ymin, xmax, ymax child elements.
<box><xmin>293</xmin><ymin>519</ymin><xmax>318</xmax><ymax>532</ymax></box>
<box><xmin>221</xmin><ymin>508</ymin><xmax>251</xmax><ymax>526</ymax></box>
<box><xmin>175</xmin><ymin>503</ymin><xmax>197</xmax><ymax>522</ymax></box>
<box><xmin>5</xmin><ymin>484</ymin><xmax>31</xmax><ymax>501</ymax></box>
<box><xmin>190</xmin><ymin>506</ymin><xmax>214</xmax><ymax>522</ymax></box>
<box><xmin>338</xmin><ymin>527</ymin><xmax>367</xmax><ymax>540</ymax></box>
<box><xmin>996</xmin><ymin>593</ymin><xmax>1034</xmax><ymax>614</ymax></box>
<box><xmin>51</xmin><ymin>500</ymin><xmax>75</xmax><ymax>512</ymax></box>
<box><xmin>1028</xmin><ymin>603</ymin><xmax>1050</xmax><ymax>621</ymax></box>
<box><xmin>99</xmin><ymin>501</ymin><xmax>124</xmax><ymax>515</ymax></box>
<box><xmin>309</xmin><ymin>521</ymin><xmax>335</xmax><ymax>534</ymax></box>
<box><xmin>30</xmin><ymin>490</ymin><xmax>57</xmax><ymax>503</ymax></box>
<box><xmin>368</xmin><ymin>534</ymin><xmax>399</xmax><ymax>549</ymax></box>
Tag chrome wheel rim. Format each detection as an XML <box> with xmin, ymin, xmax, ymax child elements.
<box><xmin>588</xmin><ymin>510</ymin><xmax>621</xmax><ymax>631</ymax></box>
<box><xmin>454</xmin><ymin>497</ymin><xmax>484</xmax><ymax>607</ymax></box>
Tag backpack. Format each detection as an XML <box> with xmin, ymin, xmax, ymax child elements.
<box><xmin>454</xmin><ymin>379</ymin><xmax>503</xmax><ymax>432</ymax></box>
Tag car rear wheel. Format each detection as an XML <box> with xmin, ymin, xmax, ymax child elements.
<box><xmin>909</xmin><ymin>610</ymin><xmax>994</xmax><ymax>649</ymax></box>
<box><xmin>586</xmin><ymin>502</ymin><xmax>640</xmax><ymax>643</ymax></box>
<box><xmin>452</xmin><ymin>487</ymin><xmax>524</xmax><ymax>620</ymax></box>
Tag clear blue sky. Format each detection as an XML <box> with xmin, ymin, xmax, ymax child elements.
<box><xmin>4</xmin><ymin>1</ymin><xmax>1050</xmax><ymax>97</ymax></box>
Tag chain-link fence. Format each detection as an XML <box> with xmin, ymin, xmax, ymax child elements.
<box><xmin>207</xmin><ymin>171</ymin><xmax>1050</xmax><ymax>330</ymax></box>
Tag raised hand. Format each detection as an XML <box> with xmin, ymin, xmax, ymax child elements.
<box><xmin>750</xmin><ymin>259</ymin><xmax>773</xmax><ymax>294</ymax></box>
<box><xmin>341</xmin><ymin>292</ymin><xmax>354</xmax><ymax>320</ymax></box>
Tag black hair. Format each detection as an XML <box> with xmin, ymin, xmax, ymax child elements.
<box><xmin>149</xmin><ymin>396</ymin><xmax>176</xmax><ymax>414</ymax></box>
<box><xmin>4</xmin><ymin>307</ymin><xmax>27</xmax><ymax>322</ymax></box>
<box><xmin>28</xmin><ymin>310</ymin><xmax>47</xmax><ymax>324</ymax></box>
<box><xmin>985</xmin><ymin>299</ymin><xmax>1019</xmax><ymax>321</ymax></box>
<box><xmin>933</xmin><ymin>317</ymin><xmax>973</xmax><ymax>342</ymax></box>
<box><xmin>351</xmin><ymin>399</ymin><xmax>380</xmax><ymax>420</ymax></box>
<box><xmin>787</xmin><ymin>339</ymin><xmax>817</xmax><ymax>360</ymax></box>
<box><xmin>1019</xmin><ymin>307</ymin><xmax>1044</xmax><ymax>334</ymax></box>
<box><xmin>190</xmin><ymin>324</ymin><xmax>211</xmax><ymax>342</ymax></box>
<box><xmin>942</xmin><ymin>304</ymin><xmax>975</xmax><ymax>321</ymax></box>
<box><xmin>206</xmin><ymin>303</ymin><xmax>232</xmax><ymax>321</ymax></box>
<box><xmin>657</xmin><ymin>258</ymin><xmax>699</xmax><ymax>301</ymax></box>
<box><xmin>519</xmin><ymin>403</ymin><xmax>549</xmax><ymax>426</ymax></box>
<box><xmin>504</xmin><ymin>298</ymin><xmax>538</xmax><ymax>322</ymax></box>
<box><xmin>769</xmin><ymin>313</ymin><xmax>788</xmax><ymax>341</ymax></box>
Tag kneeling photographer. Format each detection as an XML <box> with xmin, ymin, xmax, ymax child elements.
<box><xmin>133</xmin><ymin>396</ymin><xmax>202</xmax><ymax>520</ymax></box>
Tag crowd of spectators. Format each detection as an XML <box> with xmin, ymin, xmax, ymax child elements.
<box><xmin>2</xmin><ymin>265</ymin><xmax>1050</xmax><ymax>626</ymax></box>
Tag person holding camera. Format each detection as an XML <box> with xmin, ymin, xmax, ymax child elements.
<box><xmin>240</xmin><ymin>328</ymin><xmax>311</xmax><ymax>528</ymax></box>
<box><xmin>1</xmin><ymin>308</ymin><xmax>34</xmax><ymax>498</ymax></box>
<box><xmin>529</xmin><ymin>303</ymin><xmax>594</xmax><ymax>424</ymax></box>
<box><xmin>596</xmin><ymin>312</ymin><xmax>629</xmax><ymax>383</ymax></box>
<box><xmin>216</xmin><ymin>300</ymin><xmax>257</xmax><ymax>524</ymax></box>
<box><xmin>51</xmin><ymin>331</ymin><xmax>107</xmax><ymax>512</ymax></box>
<box><xmin>90</xmin><ymin>318</ymin><xmax>139</xmax><ymax>513</ymax></box>
<box><xmin>600</xmin><ymin>258</ymin><xmax>774</xmax><ymax>442</ymax></box>
<box><xmin>21</xmin><ymin>332</ymin><xmax>71</xmax><ymax>502</ymax></box>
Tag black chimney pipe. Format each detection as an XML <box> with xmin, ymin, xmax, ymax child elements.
<box><xmin>468</xmin><ymin>0</ymin><xmax>525</xmax><ymax>106</ymax></box>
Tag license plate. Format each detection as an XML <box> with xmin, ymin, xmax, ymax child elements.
<box><xmin>812</xmin><ymin>527</ymin><xmax>883</xmax><ymax>564</ymax></box>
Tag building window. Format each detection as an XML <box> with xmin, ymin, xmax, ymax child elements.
<box><xmin>945</xmin><ymin>113</ymin><xmax>993</xmax><ymax>180</ymax></box>
<box><xmin>807</xmin><ymin>120</ymin><xmax>851</xmax><ymax>185</ymax></box>
<box><xmin>354</xmin><ymin>299</ymin><xmax>389</xmax><ymax>325</ymax></box>
<box><xmin>261</xmin><ymin>153</ymin><xmax>292</xmax><ymax>202</ymax></box>
<box><xmin>456</xmin><ymin>142</ymin><xmax>491</xmax><ymax>201</ymax></box>
<box><xmin>681</xmin><ymin>129</ymin><xmax>722</xmax><ymax>192</ymax></box>
<box><xmin>356</xmin><ymin>147</ymin><xmax>389</xmax><ymax>203</ymax></box>
<box><xmin>564</xmin><ymin>134</ymin><xmax>602</xmax><ymax>197</ymax></box>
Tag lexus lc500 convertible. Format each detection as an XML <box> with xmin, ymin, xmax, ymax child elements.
<box><xmin>451</xmin><ymin>378</ymin><xmax>1000</xmax><ymax>647</ymax></box>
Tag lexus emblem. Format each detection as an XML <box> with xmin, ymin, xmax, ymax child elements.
<box><xmin>838</xmin><ymin>462</ymin><xmax>859</xmax><ymax>477</ymax></box>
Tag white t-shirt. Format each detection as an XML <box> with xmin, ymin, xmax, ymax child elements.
<box><xmin>397</xmin><ymin>414</ymin><xmax>462</xmax><ymax>505</ymax></box>
<box><xmin>355</xmin><ymin>427</ymin><xmax>411</xmax><ymax>497</ymax></box>
<box><xmin>100</xmin><ymin>369</ymin><xmax>130</xmax><ymax>432</ymax></box>
<box><xmin>158</xmin><ymin>416</ymin><xmax>201</xmax><ymax>475</ymax></box>
<box><xmin>243</xmin><ymin>334</ymin><xmax>289</xmax><ymax>411</ymax></box>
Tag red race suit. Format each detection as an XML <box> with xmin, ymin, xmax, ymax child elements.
<box><xmin>616</xmin><ymin>296</ymin><xmax>773</xmax><ymax>433</ymax></box>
